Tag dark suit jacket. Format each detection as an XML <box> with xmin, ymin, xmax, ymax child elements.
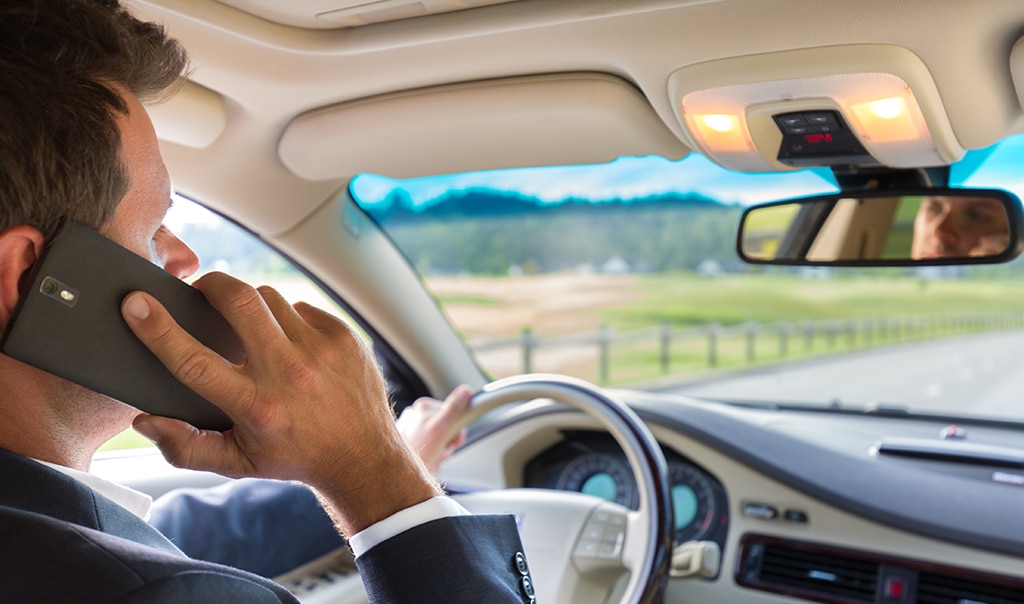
<box><xmin>0</xmin><ymin>448</ymin><xmax>533</xmax><ymax>603</ymax></box>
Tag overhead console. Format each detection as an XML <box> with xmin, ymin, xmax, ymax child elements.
<box><xmin>667</xmin><ymin>45</ymin><xmax>965</xmax><ymax>172</ymax></box>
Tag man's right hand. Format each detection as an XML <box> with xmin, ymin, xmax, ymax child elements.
<box><xmin>121</xmin><ymin>272</ymin><xmax>441</xmax><ymax>536</ymax></box>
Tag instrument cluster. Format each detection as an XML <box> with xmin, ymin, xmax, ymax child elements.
<box><xmin>523</xmin><ymin>431</ymin><xmax>730</xmax><ymax>548</ymax></box>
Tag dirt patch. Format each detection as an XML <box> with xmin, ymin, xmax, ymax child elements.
<box><xmin>427</xmin><ymin>273</ymin><xmax>645</xmax><ymax>340</ymax></box>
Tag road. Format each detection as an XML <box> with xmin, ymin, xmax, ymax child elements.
<box><xmin>666</xmin><ymin>329</ymin><xmax>1024</xmax><ymax>420</ymax></box>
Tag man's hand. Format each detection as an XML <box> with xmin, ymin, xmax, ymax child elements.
<box><xmin>121</xmin><ymin>272</ymin><xmax>440</xmax><ymax>536</ymax></box>
<box><xmin>397</xmin><ymin>386</ymin><xmax>471</xmax><ymax>473</ymax></box>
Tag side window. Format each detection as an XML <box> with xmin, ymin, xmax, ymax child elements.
<box><xmin>97</xmin><ymin>195</ymin><xmax>362</xmax><ymax>452</ymax></box>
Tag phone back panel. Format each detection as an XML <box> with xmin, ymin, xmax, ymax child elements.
<box><xmin>0</xmin><ymin>221</ymin><xmax>241</xmax><ymax>431</ymax></box>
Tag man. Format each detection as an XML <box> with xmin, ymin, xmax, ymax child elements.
<box><xmin>0</xmin><ymin>1</ymin><xmax>532</xmax><ymax>602</ymax></box>
<box><xmin>911</xmin><ymin>195</ymin><xmax>1010</xmax><ymax>259</ymax></box>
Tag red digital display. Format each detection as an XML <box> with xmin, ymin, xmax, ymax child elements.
<box><xmin>803</xmin><ymin>133</ymin><xmax>834</xmax><ymax>144</ymax></box>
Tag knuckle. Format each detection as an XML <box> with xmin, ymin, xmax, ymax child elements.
<box><xmin>158</xmin><ymin>439</ymin><xmax>193</xmax><ymax>470</ymax></box>
<box><xmin>173</xmin><ymin>349</ymin><xmax>217</xmax><ymax>387</ymax></box>
<box><xmin>223</xmin><ymin>282</ymin><xmax>266</xmax><ymax>317</ymax></box>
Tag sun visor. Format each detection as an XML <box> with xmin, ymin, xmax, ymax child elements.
<box><xmin>278</xmin><ymin>73</ymin><xmax>690</xmax><ymax>181</ymax></box>
<box><xmin>145</xmin><ymin>81</ymin><xmax>227</xmax><ymax>150</ymax></box>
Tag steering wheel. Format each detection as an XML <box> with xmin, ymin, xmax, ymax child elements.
<box><xmin>447</xmin><ymin>374</ymin><xmax>674</xmax><ymax>604</ymax></box>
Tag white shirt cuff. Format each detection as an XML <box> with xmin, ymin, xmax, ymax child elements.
<box><xmin>348</xmin><ymin>495</ymin><xmax>470</xmax><ymax>558</ymax></box>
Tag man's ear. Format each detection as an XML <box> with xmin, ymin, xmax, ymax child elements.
<box><xmin>0</xmin><ymin>226</ymin><xmax>45</xmax><ymax>329</ymax></box>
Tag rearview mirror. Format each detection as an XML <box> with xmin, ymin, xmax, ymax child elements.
<box><xmin>737</xmin><ymin>189</ymin><xmax>1022</xmax><ymax>266</ymax></box>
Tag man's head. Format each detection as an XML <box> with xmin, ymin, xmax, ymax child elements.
<box><xmin>0</xmin><ymin>0</ymin><xmax>198</xmax><ymax>467</ymax></box>
<box><xmin>0</xmin><ymin>0</ymin><xmax>188</xmax><ymax>240</ymax></box>
<box><xmin>911</xmin><ymin>195</ymin><xmax>1011</xmax><ymax>260</ymax></box>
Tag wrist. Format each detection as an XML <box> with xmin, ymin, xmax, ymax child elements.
<box><xmin>313</xmin><ymin>439</ymin><xmax>443</xmax><ymax>536</ymax></box>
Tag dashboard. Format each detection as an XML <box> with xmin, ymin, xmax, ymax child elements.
<box><xmin>436</xmin><ymin>392</ymin><xmax>1024</xmax><ymax>603</ymax></box>
<box><xmin>522</xmin><ymin>430</ymin><xmax>730</xmax><ymax>554</ymax></box>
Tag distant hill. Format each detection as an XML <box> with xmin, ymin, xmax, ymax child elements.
<box><xmin>366</xmin><ymin>187</ymin><xmax>744</xmax><ymax>276</ymax></box>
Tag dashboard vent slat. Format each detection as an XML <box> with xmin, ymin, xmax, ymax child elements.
<box><xmin>917</xmin><ymin>571</ymin><xmax>1024</xmax><ymax>604</ymax></box>
<box><xmin>759</xmin><ymin>543</ymin><xmax>878</xmax><ymax>601</ymax></box>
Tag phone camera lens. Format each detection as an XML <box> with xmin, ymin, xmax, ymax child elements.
<box><xmin>42</xmin><ymin>280</ymin><xmax>57</xmax><ymax>294</ymax></box>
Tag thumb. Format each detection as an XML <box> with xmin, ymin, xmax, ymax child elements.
<box><xmin>133</xmin><ymin>414</ymin><xmax>250</xmax><ymax>477</ymax></box>
<box><xmin>433</xmin><ymin>385</ymin><xmax>472</xmax><ymax>427</ymax></box>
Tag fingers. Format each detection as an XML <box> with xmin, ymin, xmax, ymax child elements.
<box><xmin>190</xmin><ymin>273</ymin><xmax>288</xmax><ymax>356</ymax></box>
<box><xmin>121</xmin><ymin>291</ymin><xmax>250</xmax><ymax>408</ymax></box>
<box><xmin>397</xmin><ymin>385</ymin><xmax>472</xmax><ymax>473</ymax></box>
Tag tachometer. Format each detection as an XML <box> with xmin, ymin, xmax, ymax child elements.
<box><xmin>669</xmin><ymin>461</ymin><xmax>719</xmax><ymax>543</ymax></box>
<box><xmin>556</xmin><ymin>452</ymin><xmax>639</xmax><ymax>509</ymax></box>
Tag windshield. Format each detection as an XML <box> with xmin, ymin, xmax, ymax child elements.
<box><xmin>351</xmin><ymin>138</ymin><xmax>1024</xmax><ymax>421</ymax></box>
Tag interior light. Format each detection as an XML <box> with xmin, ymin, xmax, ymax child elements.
<box><xmin>848</xmin><ymin>94</ymin><xmax>920</xmax><ymax>144</ymax></box>
<box><xmin>701</xmin><ymin>114</ymin><xmax>738</xmax><ymax>132</ymax></box>
<box><xmin>687</xmin><ymin>113</ymin><xmax>753</xmax><ymax>154</ymax></box>
<box><xmin>866</xmin><ymin>97</ymin><xmax>905</xmax><ymax>120</ymax></box>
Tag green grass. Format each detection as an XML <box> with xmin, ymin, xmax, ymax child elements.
<box><xmin>599</xmin><ymin>273</ymin><xmax>1024</xmax><ymax>331</ymax></box>
<box><xmin>596</xmin><ymin>315</ymin><xmax>1006</xmax><ymax>386</ymax></box>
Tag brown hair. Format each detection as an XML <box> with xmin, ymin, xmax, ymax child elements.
<box><xmin>0</xmin><ymin>0</ymin><xmax>189</xmax><ymax>239</ymax></box>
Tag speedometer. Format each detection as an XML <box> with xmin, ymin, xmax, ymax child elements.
<box><xmin>555</xmin><ymin>452</ymin><xmax>639</xmax><ymax>509</ymax></box>
<box><xmin>669</xmin><ymin>461</ymin><xmax>719</xmax><ymax>542</ymax></box>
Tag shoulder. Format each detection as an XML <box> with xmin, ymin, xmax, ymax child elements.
<box><xmin>0</xmin><ymin>505</ymin><xmax>298</xmax><ymax>604</ymax></box>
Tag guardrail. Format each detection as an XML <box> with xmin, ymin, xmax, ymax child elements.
<box><xmin>470</xmin><ymin>311</ymin><xmax>1024</xmax><ymax>384</ymax></box>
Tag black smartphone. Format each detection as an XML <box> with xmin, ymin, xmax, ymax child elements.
<box><xmin>0</xmin><ymin>220</ymin><xmax>242</xmax><ymax>431</ymax></box>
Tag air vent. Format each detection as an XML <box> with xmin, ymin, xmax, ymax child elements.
<box><xmin>739</xmin><ymin>535</ymin><xmax>1024</xmax><ymax>604</ymax></box>
<box><xmin>918</xmin><ymin>571</ymin><xmax>1023</xmax><ymax>604</ymax></box>
<box><xmin>752</xmin><ymin>541</ymin><xmax>878</xmax><ymax>601</ymax></box>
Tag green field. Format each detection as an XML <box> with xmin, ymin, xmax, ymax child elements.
<box><xmin>601</xmin><ymin>273</ymin><xmax>1024</xmax><ymax>330</ymax></box>
<box><xmin>459</xmin><ymin>272</ymin><xmax>1024</xmax><ymax>385</ymax></box>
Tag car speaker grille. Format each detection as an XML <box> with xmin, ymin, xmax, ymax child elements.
<box><xmin>757</xmin><ymin>542</ymin><xmax>878</xmax><ymax>601</ymax></box>
<box><xmin>917</xmin><ymin>571</ymin><xmax>1024</xmax><ymax>604</ymax></box>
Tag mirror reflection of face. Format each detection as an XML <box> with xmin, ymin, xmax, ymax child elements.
<box><xmin>911</xmin><ymin>196</ymin><xmax>1010</xmax><ymax>260</ymax></box>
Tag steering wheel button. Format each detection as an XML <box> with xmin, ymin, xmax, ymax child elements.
<box><xmin>602</xmin><ymin>529</ymin><xmax>623</xmax><ymax>544</ymax></box>
<box><xmin>576</xmin><ymin>540</ymin><xmax>599</xmax><ymax>556</ymax></box>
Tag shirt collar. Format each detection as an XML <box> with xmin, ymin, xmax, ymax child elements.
<box><xmin>32</xmin><ymin>458</ymin><xmax>153</xmax><ymax>521</ymax></box>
